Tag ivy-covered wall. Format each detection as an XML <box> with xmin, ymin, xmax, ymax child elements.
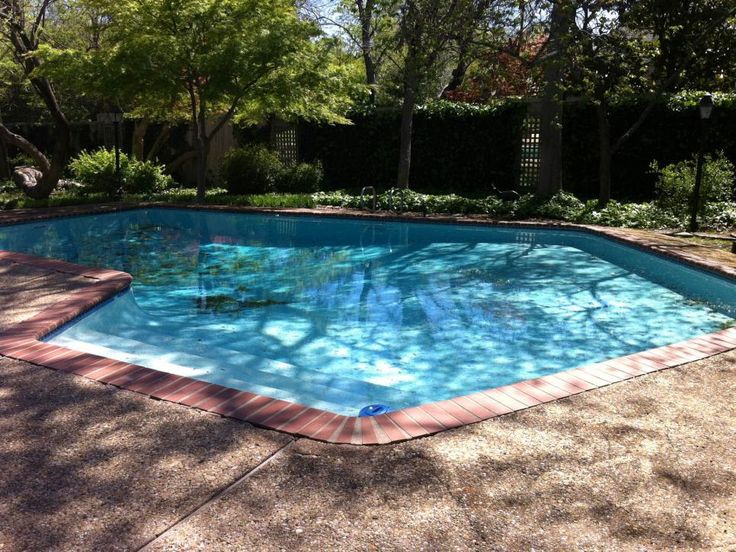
<box><xmin>293</xmin><ymin>96</ymin><xmax>736</xmax><ymax>200</ymax></box>
<box><xmin>296</xmin><ymin>102</ymin><xmax>527</xmax><ymax>197</ymax></box>
<box><xmin>563</xmin><ymin>99</ymin><xmax>736</xmax><ymax>200</ymax></box>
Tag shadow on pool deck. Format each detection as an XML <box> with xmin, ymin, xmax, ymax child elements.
<box><xmin>143</xmin><ymin>353</ymin><xmax>736</xmax><ymax>551</ymax></box>
<box><xmin>1</xmin><ymin>216</ymin><xmax>735</xmax><ymax>551</ymax></box>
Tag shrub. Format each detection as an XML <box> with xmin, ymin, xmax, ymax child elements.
<box><xmin>276</xmin><ymin>161</ymin><xmax>324</xmax><ymax>193</ymax></box>
<box><xmin>577</xmin><ymin>200</ymin><xmax>681</xmax><ymax>228</ymax></box>
<box><xmin>652</xmin><ymin>152</ymin><xmax>735</xmax><ymax>216</ymax></box>
<box><xmin>69</xmin><ymin>149</ymin><xmax>172</xmax><ymax>196</ymax></box>
<box><xmin>702</xmin><ymin>201</ymin><xmax>736</xmax><ymax>231</ymax></box>
<box><xmin>124</xmin><ymin>158</ymin><xmax>173</xmax><ymax>195</ymax></box>
<box><xmin>0</xmin><ymin>179</ymin><xmax>15</xmax><ymax>194</ymax></box>
<box><xmin>312</xmin><ymin>190</ymin><xmax>359</xmax><ymax>208</ymax></box>
<box><xmin>221</xmin><ymin>145</ymin><xmax>283</xmax><ymax>195</ymax></box>
<box><xmin>535</xmin><ymin>191</ymin><xmax>585</xmax><ymax>220</ymax></box>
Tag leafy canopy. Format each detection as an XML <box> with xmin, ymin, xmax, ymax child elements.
<box><xmin>39</xmin><ymin>0</ymin><xmax>358</xmax><ymax>124</ymax></box>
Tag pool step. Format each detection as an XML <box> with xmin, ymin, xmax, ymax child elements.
<box><xmin>49</xmin><ymin>329</ymin><xmax>419</xmax><ymax>416</ymax></box>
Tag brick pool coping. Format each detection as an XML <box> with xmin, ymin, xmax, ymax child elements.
<box><xmin>1</xmin><ymin>204</ymin><xmax>736</xmax><ymax>445</ymax></box>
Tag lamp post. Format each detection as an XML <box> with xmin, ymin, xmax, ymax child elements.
<box><xmin>688</xmin><ymin>94</ymin><xmax>714</xmax><ymax>232</ymax></box>
<box><xmin>96</xmin><ymin>109</ymin><xmax>125</xmax><ymax>199</ymax></box>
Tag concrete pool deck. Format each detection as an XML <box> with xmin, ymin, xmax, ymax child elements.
<box><xmin>1</xmin><ymin>204</ymin><xmax>735</xmax><ymax>550</ymax></box>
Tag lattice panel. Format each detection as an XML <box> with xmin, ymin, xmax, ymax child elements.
<box><xmin>270</xmin><ymin>120</ymin><xmax>299</xmax><ymax>166</ymax></box>
<box><xmin>518</xmin><ymin>116</ymin><xmax>541</xmax><ymax>191</ymax></box>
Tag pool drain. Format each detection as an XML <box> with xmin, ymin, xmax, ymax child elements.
<box><xmin>358</xmin><ymin>404</ymin><xmax>392</xmax><ymax>417</ymax></box>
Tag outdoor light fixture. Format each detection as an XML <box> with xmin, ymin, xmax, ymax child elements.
<box><xmin>688</xmin><ymin>94</ymin><xmax>715</xmax><ymax>232</ymax></box>
<box><xmin>96</xmin><ymin>109</ymin><xmax>125</xmax><ymax>199</ymax></box>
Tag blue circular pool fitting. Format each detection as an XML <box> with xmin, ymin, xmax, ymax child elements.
<box><xmin>359</xmin><ymin>404</ymin><xmax>392</xmax><ymax>417</ymax></box>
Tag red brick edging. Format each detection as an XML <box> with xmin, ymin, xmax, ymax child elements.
<box><xmin>1</xmin><ymin>207</ymin><xmax>736</xmax><ymax>445</ymax></box>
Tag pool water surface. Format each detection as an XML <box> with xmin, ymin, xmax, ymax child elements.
<box><xmin>1</xmin><ymin>208</ymin><xmax>734</xmax><ymax>415</ymax></box>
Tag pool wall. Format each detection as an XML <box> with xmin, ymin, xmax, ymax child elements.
<box><xmin>2</xmin><ymin>204</ymin><xmax>736</xmax><ymax>445</ymax></box>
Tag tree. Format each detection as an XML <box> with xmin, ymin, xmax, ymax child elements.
<box><xmin>85</xmin><ymin>0</ymin><xmax>354</xmax><ymax>202</ymax></box>
<box><xmin>536</xmin><ymin>0</ymin><xmax>574</xmax><ymax>197</ymax></box>
<box><xmin>39</xmin><ymin>32</ymin><xmax>191</xmax><ymax>165</ymax></box>
<box><xmin>567</xmin><ymin>0</ymin><xmax>736</xmax><ymax>204</ymax></box>
<box><xmin>395</xmin><ymin>0</ymin><xmax>503</xmax><ymax>188</ymax></box>
<box><xmin>0</xmin><ymin>0</ymin><xmax>75</xmax><ymax>198</ymax></box>
<box><xmin>305</xmin><ymin>0</ymin><xmax>400</xmax><ymax>104</ymax></box>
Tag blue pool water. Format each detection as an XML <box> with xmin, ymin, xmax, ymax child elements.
<box><xmin>1</xmin><ymin>208</ymin><xmax>735</xmax><ymax>415</ymax></box>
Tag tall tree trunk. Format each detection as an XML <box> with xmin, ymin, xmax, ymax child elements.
<box><xmin>397</xmin><ymin>56</ymin><xmax>418</xmax><ymax>189</ymax></box>
<box><xmin>0</xmin><ymin>128</ymin><xmax>10</xmax><ymax>179</ymax></box>
<box><xmin>196</xmin><ymin>140</ymin><xmax>207</xmax><ymax>203</ymax></box>
<box><xmin>537</xmin><ymin>95</ymin><xmax>562</xmax><ymax>197</ymax></box>
<box><xmin>537</xmin><ymin>0</ymin><xmax>574</xmax><ymax>197</ymax></box>
<box><xmin>597</xmin><ymin>100</ymin><xmax>612</xmax><ymax>205</ymax></box>
<box><xmin>195</xmin><ymin>99</ymin><xmax>208</xmax><ymax>203</ymax></box>
<box><xmin>132</xmin><ymin>118</ymin><xmax>149</xmax><ymax>160</ymax></box>
<box><xmin>363</xmin><ymin>49</ymin><xmax>378</xmax><ymax>104</ymax></box>
<box><xmin>357</xmin><ymin>0</ymin><xmax>378</xmax><ymax>104</ymax></box>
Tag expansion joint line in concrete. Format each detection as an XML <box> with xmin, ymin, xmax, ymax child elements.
<box><xmin>136</xmin><ymin>438</ymin><xmax>298</xmax><ymax>551</ymax></box>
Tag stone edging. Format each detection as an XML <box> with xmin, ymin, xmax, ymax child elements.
<box><xmin>1</xmin><ymin>205</ymin><xmax>735</xmax><ymax>445</ymax></box>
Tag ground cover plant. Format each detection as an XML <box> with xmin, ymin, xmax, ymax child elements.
<box><xmin>4</xmin><ymin>185</ymin><xmax>736</xmax><ymax>232</ymax></box>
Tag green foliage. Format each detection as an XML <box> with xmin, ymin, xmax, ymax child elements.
<box><xmin>311</xmin><ymin>190</ymin><xmax>360</xmax><ymax>208</ymax></box>
<box><xmin>222</xmin><ymin>145</ymin><xmax>324</xmax><ymax>195</ymax></box>
<box><xmin>702</xmin><ymin>202</ymin><xmax>736</xmax><ymax>231</ymax></box>
<box><xmin>652</xmin><ymin>153</ymin><xmax>735</xmax><ymax>216</ymax></box>
<box><xmin>0</xmin><ymin>180</ymin><xmax>15</xmax><ymax>194</ymax></box>
<box><xmin>533</xmin><ymin>191</ymin><xmax>585</xmax><ymax>220</ymax></box>
<box><xmin>141</xmin><ymin>188</ymin><xmax>315</xmax><ymax>208</ymax></box>
<box><xmin>6</xmin><ymin>183</ymin><xmax>736</xmax><ymax>232</ymax></box>
<box><xmin>575</xmin><ymin>200</ymin><xmax>682</xmax><ymax>229</ymax></box>
<box><xmin>69</xmin><ymin>149</ymin><xmax>173</xmax><ymax>196</ymax></box>
<box><xmin>311</xmin><ymin>188</ymin><xmax>692</xmax><ymax>229</ymax></box>
<box><xmin>8</xmin><ymin>152</ymin><xmax>35</xmax><ymax>168</ymax></box>
<box><xmin>230</xmin><ymin>193</ymin><xmax>315</xmax><ymax>208</ymax></box>
<box><xmin>221</xmin><ymin>145</ymin><xmax>284</xmax><ymax>195</ymax></box>
<box><xmin>55</xmin><ymin>0</ymin><xmax>357</xmax><ymax>125</ymax></box>
<box><xmin>278</xmin><ymin>162</ymin><xmax>324</xmax><ymax>193</ymax></box>
<box><xmin>666</xmin><ymin>91</ymin><xmax>736</xmax><ymax>111</ymax></box>
<box><xmin>124</xmin><ymin>157</ymin><xmax>174</xmax><ymax>195</ymax></box>
<box><xmin>298</xmin><ymin>100</ymin><xmax>526</xmax><ymax>194</ymax></box>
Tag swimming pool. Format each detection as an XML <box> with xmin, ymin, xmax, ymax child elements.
<box><xmin>1</xmin><ymin>208</ymin><xmax>735</xmax><ymax>416</ymax></box>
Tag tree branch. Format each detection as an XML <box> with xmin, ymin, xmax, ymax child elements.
<box><xmin>0</xmin><ymin>122</ymin><xmax>51</xmax><ymax>172</ymax></box>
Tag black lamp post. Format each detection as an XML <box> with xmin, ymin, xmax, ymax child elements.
<box><xmin>96</xmin><ymin>109</ymin><xmax>125</xmax><ymax>200</ymax></box>
<box><xmin>688</xmin><ymin>93</ymin><xmax>714</xmax><ymax>232</ymax></box>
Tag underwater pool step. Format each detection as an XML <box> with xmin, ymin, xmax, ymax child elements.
<box><xmin>59</xmin><ymin>290</ymin><xmax>420</xmax><ymax>403</ymax></box>
<box><xmin>49</xmin><ymin>330</ymin><xmax>419</xmax><ymax>416</ymax></box>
